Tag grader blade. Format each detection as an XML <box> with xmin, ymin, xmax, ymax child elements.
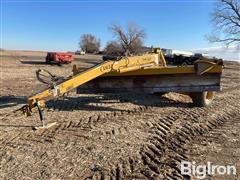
<box><xmin>76</xmin><ymin>67</ymin><xmax>221</xmax><ymax>94</ymax></box>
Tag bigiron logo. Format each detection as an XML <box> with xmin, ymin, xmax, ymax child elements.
<box><xmin>181</xmin><ymin>161</ymin><xmax>236</xmax><ymax>179</ymax></box>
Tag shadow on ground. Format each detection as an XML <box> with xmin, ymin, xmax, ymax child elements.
<box><xmin>46</xmin><ymin>93</ymin><xmax>193</xmax><ymax>112</ymax></box>
<box><xmin>20</xmin><ymin>60</ymin><xmax>47</xmax><ymax>65</ymax></box>
<box><xmin>0</xmin><ymin>124</ymin><xmax>35</xmax><ymax>129</ymax></box>
<box><xmin>0</xmin><ymin>96</ymin><xmax>27</xmax><ymax>109</ymax></box>
<box><xmin>0</xmin><ymin>93</ymin><xmax>193</xmax><ymax>129</ymax></box>
<box><xmin>0</xmin><ymin>93</ymin><xmax>193</xmax><ymax>112</ymax></box>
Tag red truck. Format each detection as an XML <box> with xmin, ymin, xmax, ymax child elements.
<box><xmin>45</xmin><ymin>52</ymin><xmax>73</xmax><ymax>64</ymax></box>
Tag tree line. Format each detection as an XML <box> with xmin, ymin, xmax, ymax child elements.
<box><xmin>79</xmin><ymin>23</ymin><xmax>146</xmax><ymax>56</ymax></box>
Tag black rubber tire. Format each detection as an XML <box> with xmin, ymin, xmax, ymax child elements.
<box><xmin>46</xmin><ymin>57</ymin><xmax>50</xmax><ymax>64</ymax></box>
<box><xmin>191</xmin><ymin>91</ymin><xmax>214</xmax><ymax>107</ymax></box>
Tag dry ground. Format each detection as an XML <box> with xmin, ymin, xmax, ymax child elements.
<box><xmin>0</xmin><ymin>50</ymin><xmax>239</xmax><ymax>179</ymax></box>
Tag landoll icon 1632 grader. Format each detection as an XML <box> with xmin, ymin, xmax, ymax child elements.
<box><xmin>17</xmin><ymin>48</ymin><xmax>223</xmax><ymax>129</ymax></box>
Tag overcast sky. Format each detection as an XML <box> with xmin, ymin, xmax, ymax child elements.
<box><xmin>1</xmin><ymin>0</ymin><xmax>239</xmax><ymax>61</ymax></box>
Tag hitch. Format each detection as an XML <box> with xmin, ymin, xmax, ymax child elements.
<box><xmin>36</xmin><ymin>100</ymin><xmax>45</xmax><ymax>127</ymax></box>
<box><xmin>17</xmin><ymin>104</ymin><xmax>32</xmax><ymax>116</ymax></box>
<box><xmin>17</xmin><ymin>100</ymin><xmax>47</xmax><ymax>128</ymax></box>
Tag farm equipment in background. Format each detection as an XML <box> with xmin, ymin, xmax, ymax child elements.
<box><xmin>161</xmin><ymin>48</ymin><xmax>212</xmax><ymax>66</ymax></box>
<box><xmin>102</xmin><ymin>55</ymin><xmax>120</xmax><ymax>61</ymax></box>
<box><xmin>18</xmin><ymin>48</ymin><xmax>223</xmax><ymax>128</ymax></box>
<box><xmin>75</xmin><ymin>50</ymin><xmax>86</xmax><ymax>55</ymax></box>
<box><xmin>45</xmin><ymin>52</ymin><xmax>73</xmax><ymax>65</ymax></box>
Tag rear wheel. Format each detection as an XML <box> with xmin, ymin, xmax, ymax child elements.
<box><xmin>191</xmin><ymin>91</ymin><xmax>214</xmax><ymax>107</ymax></box>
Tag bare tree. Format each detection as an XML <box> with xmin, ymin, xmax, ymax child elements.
<box><xmin>129</xmin><ymin>38</ymin><xmax>144</xmax><ymax>55</ymax></box>
<box><xmin>79</xmin><ymin>34</ymin><xmax>101</xmax><ymax>53</ymax></box>
<box><xmin>208</xmin><ymin>0</ymin><xmax>240</xmax><ymax>45</ymax></box>
<box><xmin>110</xmin><ymin>23</ymin><xmax>146</xmax><ymax>55</ymax></box>
<box><xmin>104</xmin><ymin>41</ymin><xmax>123</xmax><ymax>55</ymax></box>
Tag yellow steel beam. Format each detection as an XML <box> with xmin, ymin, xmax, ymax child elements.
<box><xmin>27</xmin><ymin>52</ymin><xmax>163</xmax><ymax>109</ymax></box>
<box><xmin>102</xmin><ymin>65</ymin><xmax>223</xmax><ymax>77</ymax></box>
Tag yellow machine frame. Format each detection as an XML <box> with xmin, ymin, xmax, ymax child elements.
<box><xmin>18</xmin><ymin>48</ymin><xmax>223</xmax><ymax>127</ymax></box>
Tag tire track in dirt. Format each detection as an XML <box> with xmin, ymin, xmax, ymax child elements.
<box><xmin>1</xmin><ymin>87</ymin><xmax>239</xmax><ymax>179</ymax></box>
<box><xmin>1</xmin><ymin>54</ymin><xmax>239</xmax><ymax>179</ymax></box>
<box><xmin>185</xmin><ymin>114</ymin><xmax>240</xmax><ymax>180</ymax></box>
<box><xmin>85</xmin><ymin>87</ymin><xmax>240</xmax><ymax>179</ymax></box>
<box><xmin>0</xmin><ymin>94</ymin><xmax>181</xmax><ymax>179</ymax></box>
<box><xmin>1</xmin><ymin>88</ymin><xmax>237</xmax><ymax>179</ymax></box>
<box><xmin>0</xmin><ymin>86</ymin><xmax>239</xmax><ymax>179</ymax></box>
<box><xmin>13</xmin><ymin>92</ymin><xmax>183</xmax><ymax>142</ymax></box>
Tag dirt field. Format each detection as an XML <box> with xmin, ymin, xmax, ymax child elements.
<box><xmin>0</xmin><ymin>50</ymin><xmax>239</xmax><ymax>179</ymax></box>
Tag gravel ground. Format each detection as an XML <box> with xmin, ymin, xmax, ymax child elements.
<box><xmin>0</xmin><ymin>50</ymin><xmax>239</xmax><ymax>179</ymax></box>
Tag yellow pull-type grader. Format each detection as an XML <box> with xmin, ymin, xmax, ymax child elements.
<box><xmin>18</xmin><ymin>48</ymin><xmax>223</xmax><ymax>128</ymax></box>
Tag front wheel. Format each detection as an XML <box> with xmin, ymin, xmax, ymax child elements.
<box><xmin>191</xmin><ymin>91</ymin><xmax>214</xmax><ymax>107</ymax></box>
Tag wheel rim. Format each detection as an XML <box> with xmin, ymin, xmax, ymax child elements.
<box><xmin>206</xmin><ymin>91</ymin><xmax>214</xmax><ymax>100</ymax></box>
